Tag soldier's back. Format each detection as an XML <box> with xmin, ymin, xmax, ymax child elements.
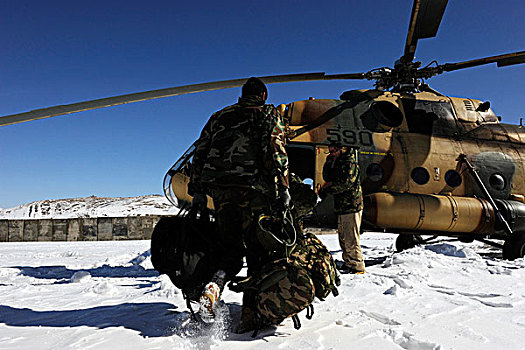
<box><xmin>201</xmin><ymin>103</ymin><xmax>269</xmax><ymax>187</ymax></box>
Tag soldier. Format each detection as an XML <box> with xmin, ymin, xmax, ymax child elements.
<box><xmin>188</xmin><ymin>77</ymin><xmax>290</xmax><ymax>331</ymax></box>
<box><xmin>319</xmin><ymin>143</ymin><xmax>365</xmax><ymax>274</ymax></box>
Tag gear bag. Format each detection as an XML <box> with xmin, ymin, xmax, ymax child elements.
<box><xmin>229</xmin><ymin>258</ymin><xmax>315</xmax><ymax>334</ymax></box>
<box><xmin>255</xmin><ymin>259</ymin><xmax>315</xmax><ymax>326</ymax></box>
<box><xmin>150</xmin><ymin>210</ymin><xmax>217</xmax><ymax>303</ymax></box>
<box><xmin>289</xmin><ymin>232</ymin><xmax>340</xmax><ymax>300</ymax></box>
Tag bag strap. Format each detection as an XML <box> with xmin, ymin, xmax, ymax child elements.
<box><xmin>183</xmin><ymin>292</ymin><xmax>198</xmax><ymax>321</ymax></box>
<box><xmin>306</xmin><ymin>304</ymin><xmax>314</xmax><ymax>320</ymax></box>
<box><xmin>187</xmin><ymin>207</ymin><xmax>210</xmax><ymax>222</ymax></box>
<box><xmin>257</xmin><ymin>210</ymin><xmax>297</xmax><ymax>257</ymax></box>
<box><xmin>227</xmin><ymin>275</ymin><xmax>258</xmax><ymax>293</ymax></box>
<box><xmin>292</xmin><ymin>315</ymin><xmax>301</xmax><ymax>329</ymax></box>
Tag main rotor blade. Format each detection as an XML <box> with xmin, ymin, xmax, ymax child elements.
<box><xmin>0</xmin><ymin>72</ymin><xmax>366</xmax><ymax>127</ymax></box>
<box><xmin>441</xmin><ymin>51</ymin><xmax>525</xmax><ymax>72</ymax></box>
<box><xmin>402</xmin><ymin>0</ymin><xmax>448</xmax><ymax>63</ymax></box>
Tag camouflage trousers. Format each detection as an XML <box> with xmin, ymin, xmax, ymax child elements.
<box><xmin>211</xmin><ymin>188</ymin><xmax>275</xmax><ymax>309</ymax></box>
<box><xmin>337</xmin><ymin>210</ymin><xmax>365</xmax><ymax>272</ymax></box>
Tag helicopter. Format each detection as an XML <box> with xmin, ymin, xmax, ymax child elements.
<box><xmin>161</xmin><ymin>0</ymin><xmax>525</xmax><ymax>260</ymax></box>
<box><xmin>1</xmin><ymin>0</ymin><xmax>525</xmax><ymax>258</ymax></box>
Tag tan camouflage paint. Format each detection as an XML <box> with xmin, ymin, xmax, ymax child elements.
<box><xmin>283</xmin><ymin>90</ymin><xmax>525</xmax><ymax>235</ymax></box>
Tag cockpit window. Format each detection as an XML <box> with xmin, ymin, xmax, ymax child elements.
<box><xmin>402</xmin><ymin>99</ymin><xmax>457</xmax><ymax>136</ymax></box>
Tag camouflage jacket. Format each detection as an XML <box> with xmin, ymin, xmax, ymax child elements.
<box><xmin>322</xmin><ymin>149</ymin><xmax>363</xmax><ymax>214</ymax></box>
<box><xmin>188</xmin><ymin>95</ymin><xmax>289</xmax><ymax>198</ymax></box>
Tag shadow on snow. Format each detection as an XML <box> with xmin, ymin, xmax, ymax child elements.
<box><xmin>0</xmin><ymin>302</ymin><xmax>181</xmax><ymax>337</ymax></box>
<box><xmin>11</xmin><ymin>264</ymin><xmax>159</xmax><ymax>280</ymax></box>
<box><xmin>0</xmin><ymin>302</ymin><xmax>283</xmax><ymax>341</ymax></box>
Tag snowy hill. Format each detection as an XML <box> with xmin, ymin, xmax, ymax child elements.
<box><xmin>0</xmin><ymin>195</ymin><xmax>179</xmax><ymax>219</ymax></box>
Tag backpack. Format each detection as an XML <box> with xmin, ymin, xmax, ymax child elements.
<box><xmin>290</xmin><ymin>232</ymin><xmax>340</xmax><ymax>300</ymax></box>
<box><xmin>150</xmin><ymin>211</ymin><xmax>218</xmax><ymax>308</ymax></box>
<box><xmin>229</xmin><ymin>258</ymin><xmax>316</xmax><ymax>335</ymax></box>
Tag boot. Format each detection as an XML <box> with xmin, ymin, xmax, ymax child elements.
<box><xmin>338</xmin><ymin>264</ymin><xmax>365</xmax><ymax>274</ymax></box>
<box><xmin>233</xmin><ymin>307</ymin><xmax>258</xmax><ymax>334</ymax></box>
<box><xmin>198</xmin><ymin>270</ymin><xmax>226</xmax><ymax>323</ymax></box>
<box><xmin>234</xmin><ymin>307</ymin><xmax>275</xmax><ymax>334</ymax></box>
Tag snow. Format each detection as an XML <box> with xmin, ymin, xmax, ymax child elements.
<box><xmin>2</xmin><ymin>231</ymin><xmax>525</xmax><ymax>349</ymax></box>
<box><xmin>0</xmin><ymin>195</ymin><xmax>179</xmax><ymax>219</ymax></box>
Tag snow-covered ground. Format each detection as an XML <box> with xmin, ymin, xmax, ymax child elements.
<box><xmin>0</xmin><ymin>195</ymin><xmax>179</xmax><ymax>219</ymax></box>
<box><xmin>1</xmin><ymin>231</ymin><xmax>525</xmax><ymax>349</ymax></box>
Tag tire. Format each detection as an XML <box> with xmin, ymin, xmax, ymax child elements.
<box><xmin>502</xmin><ymin>231</ymin><xmax>525</xmax><ymax>260</ymax></box>
<box><xmin>395</xmin><ymin>234</ymin><xmax>423</xmax><ymax>252</ymax></box>
<box><xmin>458</xmin><ymin>236</ymin><xmax>475</xmax><ymax>243</ymax></box>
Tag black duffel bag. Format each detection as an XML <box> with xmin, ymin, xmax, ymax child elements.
<box><xmin>151</xmin><ymin>210</ymin><xmax>217</xmax><ymax>303</ymax></box>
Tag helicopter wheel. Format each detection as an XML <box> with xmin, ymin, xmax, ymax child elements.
<box><xmin>502</xmin><ymin>231</ymin><xmax>525</xmax><ymax>260</ymax></box>
<box><xmin>395</xmin><ymin>234</ymin><xmax>424</xmax><ymax>252</ymax></box>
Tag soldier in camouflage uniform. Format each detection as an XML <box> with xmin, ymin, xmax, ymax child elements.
<box><xmin>188</xmin><ymin>77</ymin><xmax>290</xmax><ymax>329</ymax></box>
<box><xmin>320</xmin><ymin>143</ymin><xmax>365</xmax><ymax>274</ymax></box>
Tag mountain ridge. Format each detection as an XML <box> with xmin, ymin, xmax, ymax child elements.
<box><xmin>0</xmin><ymin>195</ymin><xmax>179</xmax><ymax>219</ymax></box>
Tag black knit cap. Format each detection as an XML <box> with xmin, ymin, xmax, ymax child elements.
<box><xmin>241</xmin><ymin>77</ymin><xmax>267</xmax><ymax>98</ymax></box>
<box><xmin>328</xmin><ymin>140</ymin><xmax>342</xmax><ymax>148</ymax></box>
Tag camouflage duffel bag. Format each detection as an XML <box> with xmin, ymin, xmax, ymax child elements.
<box><xmin>255</xmin><ymin>258</ymin><xmax>315</xmax><ymax>329</ymax></box>
<box><xmin>290</xmin><ymin>232</ymin><xmax>340</xmax><ymax>300</ymax></box>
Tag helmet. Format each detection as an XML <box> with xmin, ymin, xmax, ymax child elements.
<box><xmin>256</xmin><ymin>212</ymin><xmax>297</xmax><ymax>254</ymax></box>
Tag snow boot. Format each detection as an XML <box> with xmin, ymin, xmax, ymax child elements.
<box><xmin>198</xmin><ymin>270</ymin><xmax>226</xmax><ymax>323</ymax></box>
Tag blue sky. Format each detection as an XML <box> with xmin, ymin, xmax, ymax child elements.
<box><xmin>1</xmin><ymin>0</ymin><xmax>524</xmax><ymax>208</ymax></box>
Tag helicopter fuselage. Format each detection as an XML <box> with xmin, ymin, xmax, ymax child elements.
<box><xmin>285</xmin><ymin>89</ymin><xmax>525</xmax><ymax>238</ymax></box>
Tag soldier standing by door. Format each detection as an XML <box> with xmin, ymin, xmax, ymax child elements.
<box><xmin>320</xmin><ymin>143</ymin><xmax>365</xmax><ymax>274</ymax></box>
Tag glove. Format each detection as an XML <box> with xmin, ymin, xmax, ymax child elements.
<box><xmin>318</xmin><ymin>187</ymin><xmax>328</xmax><ymax>200</ymax></box>
<box><xmin>278</xmin><ymin>188</ymin><xmax>291</xmax><ymax>208</ymax></box>
<box><xmin>191</xmin><ymin>193</ymin><xmax>207</xmax><ymax>210</ymax></box>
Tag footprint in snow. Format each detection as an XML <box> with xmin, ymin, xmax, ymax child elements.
<box><xmin>360</xmin><ymin>310</ymin><xmax>401</xmax><ymax>326</ymax></box>
<box><xmin>382</xmin><ymin>329</ymin><xmax>441</xmax><ymax>350</ymax></box>
<box><xmin>474</xmin><ymin>298</ymin><xmax>513</xmax><ymax>308</ymax></box>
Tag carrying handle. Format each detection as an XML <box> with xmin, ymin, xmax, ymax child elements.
<box><xmin>257</xmin><ymin>209</ymin><xmax>297</xmax><ymax>248</ymax></box>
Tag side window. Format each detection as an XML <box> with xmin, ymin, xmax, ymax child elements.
<box><xmin>402</xmin><ymin>99</ymin><xmax>457</xmax><ymax>136</ymax></box>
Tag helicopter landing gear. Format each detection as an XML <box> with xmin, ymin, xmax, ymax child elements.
<box><xmin>395</xmin><ymin>234</ymin><xmax>424</xmax><ymax>252</ymax></box>
<box><xmin>502</xmin><ymin>231</ymin><xmax>525</xmax><ymax>260</ymax></box>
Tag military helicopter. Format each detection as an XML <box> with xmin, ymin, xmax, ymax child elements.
<box><xmin>1</xmin><ymin>1</ymin><xmax>524</xmax><ymax>258</ymax></box>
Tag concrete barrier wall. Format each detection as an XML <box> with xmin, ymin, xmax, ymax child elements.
<box><xmin>0</xmin><ymin>216</ymin><xmax>165</xmax><ymax>242</ymax></box>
